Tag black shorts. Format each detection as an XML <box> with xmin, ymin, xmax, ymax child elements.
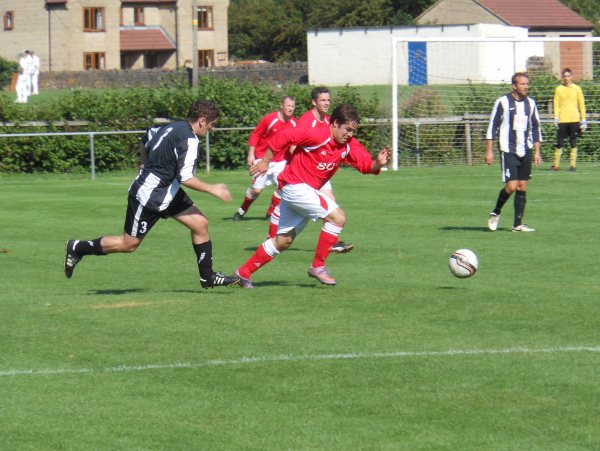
<box><xmin>500</xmin><ymin>151</ymin><xmax>532</xmax><ymax>183</ymax></box>
<box><xmin>124</xmin><ymin>188</ymin><xmax>194</xmax><ymax>238</ymax></box>
<box><xmin>556</xmin><ymin>122</ymin><xmax>579</xmax><ymax>148</ymax></box>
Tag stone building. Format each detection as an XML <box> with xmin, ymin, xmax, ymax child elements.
<box><xmin>0</xmin><ymin>0</ymin><xmax>229</xmax><ymax>72</ymax></box>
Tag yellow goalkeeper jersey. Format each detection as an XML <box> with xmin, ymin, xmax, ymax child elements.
<box><xmin>554</xmin><ymin>83</ymin><xmax>586</xmax><ymax>123</ymax></box>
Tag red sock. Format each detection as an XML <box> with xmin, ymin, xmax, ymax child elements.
<box><xmin>266</xmin><ymin>191</ymin><xmax>281</xmax><ymax>217</ymax></box>
<box><xmin>267</xmin><ymin>207</ymin><xmax>280</xmax><ymax>238</ymax></box>
<box><xmin>312</xmin><ymin>228</ymin><xmax>339</xmax><ymax>268</ymax></box>
<box><xmin>238</xmin><ymin>241</ymin><xmax>275</xmax><ymax>278</ymax></box>
<box><xmin>240</xmin><ymin>195</ymin><xmax>255</xmax><ymax>213</ymax></box>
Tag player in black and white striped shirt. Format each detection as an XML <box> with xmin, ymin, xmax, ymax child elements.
<box><xmin>485</xmin><ymin>72</ymin><xmax>542</xmax><ymax>233</ymax></box>
<box><xmin>64</xmin><ymin>99</ymin><xmax>240</xmax><ymax>288</ymax></box>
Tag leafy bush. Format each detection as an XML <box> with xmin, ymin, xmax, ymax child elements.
<box><xmin>0</xmin><ymin>56</ymin><xmax>18</xmax><ymax>91</ymax></box>
<box><xmin>0</xmin><ymin>79</ymin><xmax>384</xmax><ymax>173</ymax></box>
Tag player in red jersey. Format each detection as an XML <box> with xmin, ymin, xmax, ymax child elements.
<box><xmin>235</xmin><ymin>103</ymin><xmax>391</xmax><ymax>288</ymax></box>
<box><xmin>268</xmin><ymin>86</ymin><xmax>354</xmax><ymax>253</ymax></box>
<box><xmin>232</xmin><ymin>96</ymin><xmax>297</xmax><ymax>221</ymax></box>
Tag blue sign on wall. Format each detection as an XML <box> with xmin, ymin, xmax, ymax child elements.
<box><xmin>408</xmin><ymin>42</ymin><xmax>427</xmax><ymax>86</ymax></box>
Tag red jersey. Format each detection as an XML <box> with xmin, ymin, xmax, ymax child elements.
<box><xmin>247</xmin><ymin>111</ymin><xmax>297</xmax><ymax>161</ymax></box>
<box><xmin>267</xmin><ymin>127</ymin><xmax>379</xmax><ymax>190</ymax></box>
<box><xmin>297</xmin><ymin>110</ymin><xmax>330</xmax><ymax>130</ymax></box>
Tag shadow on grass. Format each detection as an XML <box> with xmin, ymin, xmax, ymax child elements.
<box><xmin>255</xmin><ymin>281</ymin><xmax>321</xmax><ymax>288</ymax></box>
<box><xmin>90</xmin><ymin>288</ymin><xmax>241</xmax><ymax>295</ymax></box>
<box><xmin>90</xmin><ymin>288</ymin><xmax>148</xmax><ymax>295</ymax></box>
<box><xmin>243</xmin><ymin>246</ymin><xmax>312</xmax><ymax>252</ymax></box>
<box><xmin>221</xmin><ymin>216</ymin><xmax>270</xmax><ymax>222</ymax></box>
<box><xmin>440</xmin><ymin>226</ymin><xmax>490</xmax><ymax>232</ymax></box>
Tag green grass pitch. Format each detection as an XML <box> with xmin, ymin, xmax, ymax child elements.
<box><xmin>1</xmin><ymin>165</ymin><xmax>599</xmax><ymax>449</ymax></box>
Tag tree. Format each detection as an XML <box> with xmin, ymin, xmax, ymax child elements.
<box><xmin>228</xmin><ymin>0</ymin><xmax>435</xmax><ymax>62</ymax></box>
<box><xmin>561</xmin><ymin>0</ymin><xmax>600</xmax><ymax>35</ymax></box>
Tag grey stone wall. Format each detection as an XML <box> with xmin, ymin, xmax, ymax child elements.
<box><xmin>40</xmin><ymin>62</ymin><xmax>308</xmax><ymax>89</ymax></box>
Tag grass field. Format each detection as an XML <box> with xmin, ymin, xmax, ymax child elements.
<box><xmin>1</xmin><ymin>165</ymin><xmax>599</xmax><ymax>449</ymax></box>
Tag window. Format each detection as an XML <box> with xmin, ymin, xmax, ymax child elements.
<box><xmin>83</xmin><ymin>7</ymin><xmax>105</xmax><ymax>32</ymax></box>
<box><xmin>84</xmin><ymin>52</ymin><xmax>105</xmax><ymax>70</ymax></box>
<box><xmin>4</xmin><ymin>11</ymin><xmax>14</xmax><ymax>31</ymax></box>
<box><xmin>196</xmin><ymin>6</ymin><xmax>213</xmax><ymax>30</ymax></box>
<box><xmin>199</xmin><ymin>49</ymin><xmax>214</xmax><ymax>67</ymax></box>
<box><xmin>134</xmin><ymin>7</ymin><xmax>144</xmax><ymax>25</ymax></box>
<box><xmin>145</xmin><ymin>52</ymin><xmax>158</xmax><ymax>69</ymax></box>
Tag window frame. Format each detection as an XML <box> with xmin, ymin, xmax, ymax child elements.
<box><xmin>196</xmin><ymin>6</ymin><xmax>214</xmax><ymax>30</ymax></box>
<box><xmin>199</xmin><ymin>49</ymin><xmax>215</xmax><ymax>67</ymax></box>
<box><xmin>134</xmin><ymin>7</ymin><xmax>144</xmax><ymax>26</ymax></box>
<box><xmin>83</xmin><ymin>7</ymin><xmax>105</xmax><ymax>32</ymax></box>
<box><xmin>4</xmin><ymin>11</ymin><xmax>14</xmax><ymax>31</ymax></box>
<box><xmin>83</xmin><ymin>52</ymin><xmax>106</xmax><ymax>70</ymax></box>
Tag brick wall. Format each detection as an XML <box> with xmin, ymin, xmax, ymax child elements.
<box><xmin>39</xmin><ymin>62</ymin><xmax>308</xmax><ymax>90</ymax></box>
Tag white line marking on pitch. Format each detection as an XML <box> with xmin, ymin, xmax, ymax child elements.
<box><xmin>1</xmin><ymin>345</ymin><xmax>599</xmax><ymax>378</ymax></box>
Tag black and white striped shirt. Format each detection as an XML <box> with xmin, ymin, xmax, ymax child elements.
<box><xmin>486</xmin><ymin>93</ymin><xmax>542</xmax><ymax>157</ymax></box>
<box><xmin>129</xmin><ymin>121</ymin><xmax>200</xmax><ymax>211</ymax></box>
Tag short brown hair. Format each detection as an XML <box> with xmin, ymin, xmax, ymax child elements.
<box><xmin>187</xmin><ymin>99</ymin><xmax>220</xmax><ymax>123</ymax></box>
<box><xmin>511</xmin><ymin>72</ymin><xmax>529</xmax><ymax>85</ymax></box>
<box><xmin>311</xmin><ymin>86</ymin><xmax>330</xmax><ymax>101</ymax></box>
<box><xmin>330</xmin><ymin>103</ymin><xmax>360</xmax><ymax>126</ymax></box>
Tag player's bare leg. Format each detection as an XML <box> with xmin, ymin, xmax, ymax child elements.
<box><xmin>320</xmin><ymin>187</ymin><xmax>354</xmax><ymax>253</ymax></box>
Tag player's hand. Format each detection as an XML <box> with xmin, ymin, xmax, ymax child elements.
<box><xmin>211</xmin><ymin>183</ymin><xmax>232</xmax><ymax>202</ymax></box>
<box><xmin>485</xmin><ymin>149</ymin><xmax>494</xmax><ymax>165</ymax></box>
<box><xmin>554</xmin><ymin>118</ymin><xmax>559</xmax><ymax>128</ymax></box>
<box><xmin>377</xmin><ymin>146</ymin><xmax>391</xmax><ymax>165</ymax></box>
<box><xmin>580</xmin><ymin>120</ymin><xmax>587</xmax><ymax>132</ymax></box>
<box><xmin>249</xmin><ymin>160</ymin><xmax>269</xmax><ymax>177</ymax></box>
<box><xmin>534</xmin><ymin>151</ymin><xmax>542</xmax><ymax>166</ymax></box>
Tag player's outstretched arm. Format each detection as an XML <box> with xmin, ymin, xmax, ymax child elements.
<box><xmin>372</xmin><ymin>146</ymin><xmax>391</xmax><ymax>171</ymax></box>
<box><xmin>182</xmin><ymin>177</ymin><xmax>232</xmax><ymax>202</ymax></box>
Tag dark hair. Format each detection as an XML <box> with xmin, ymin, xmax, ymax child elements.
<box><xmin>511</xmin><ymin>72</ymin><xmax>529</xmax><ymax>84</ymax></box>
<box><xmin>311</xmin><ymin>86</ymin><xmax>330</xmax><ymax>101</ymax></box>
<box><xmin>187</xmin><ymin>99</ymin><xmax>220</xmax><ymax>123</ymax></box>
<box><xmin>330</xmin><ymin>103</ymin><xmax>360</xmax><ymax>126</ymax></box>
<box><xmin>562</xmin><ymin>68</ymin><xmax>572</xmax><ymax>76</ymax></box>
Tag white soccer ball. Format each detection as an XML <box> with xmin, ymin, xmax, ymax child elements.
<box><xmin>449</xmin><ymin>249</ymin><xmax>478</xmax><ymax>278</ymax></box>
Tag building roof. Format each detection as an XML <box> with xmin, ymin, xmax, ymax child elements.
<box><xmin>120</xmin><ymin>28</ymin><xmax>176</xmax><ymax>51</ymax></box>
<box><xmin>477</xmin><ymin>0</ymin><xmax>594</xmax><ymax>29</ymax></box>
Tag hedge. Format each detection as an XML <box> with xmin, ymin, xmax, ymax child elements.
<box><xmin>0</xmin><ymin>78</ymin><xmax>386</xmax><ymax>173</ymax></box>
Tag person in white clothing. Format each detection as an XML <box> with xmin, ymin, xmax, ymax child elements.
<box><xmin>15</xmin><ymin>52</ymin><xmax>30</xmax><ymax>103</ymax></box>
<box><xmin>30</xmin><ymin>51</ymin><xmax>40</xmax><ymax>95</ymax></box>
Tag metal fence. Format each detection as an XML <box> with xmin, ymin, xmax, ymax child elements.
<box><xmin>0</xmin><ymin>125</ymin><xmax>252</xmax><ymax>179</ymax></box>
<box><xmin>2</xmin><ymin>118</ymin><xmax>597</xmax><ymax>178</ymax></box>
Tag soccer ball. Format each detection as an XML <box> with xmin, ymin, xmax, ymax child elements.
<box><xmin>449</xmin><ymin>249</ymin><xmax>478</xmax><ymax>278</ymax></box>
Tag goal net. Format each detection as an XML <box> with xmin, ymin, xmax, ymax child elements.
<box><xmin>390</xmin><ymin>37</ymin><xmax>600</xmax><ymax>170</ymax></box>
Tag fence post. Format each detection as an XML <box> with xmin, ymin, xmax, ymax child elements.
<box><xmin>205</xmin><ymin>132</ymin><xmax>210</xmax><ymax>173</ymax></box>
<box><xmin>465</xmin><ymin>114</ymin><xmax>473</xmax><ymax>165</ymax></box>
<box><xmin>89</xmin><ymin>132</ymin><xmax>96</xmax><ymax>180</ymax></box>
<box><xmin>415</xmin><ymin>122</ymin><xmax>421</xmax><ymax>167</ymax></box>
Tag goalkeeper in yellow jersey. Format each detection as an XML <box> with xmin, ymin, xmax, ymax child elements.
<box><xmin>551</xmin><ymin>68</ymin><xmax>587</xmax><ymax>172</ymax></box>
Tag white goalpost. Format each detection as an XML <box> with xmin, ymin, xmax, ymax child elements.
<box><xmin>390</xmin><ymin>36</ymin><xmax>600</xmax><ymax>170</ymax></box>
